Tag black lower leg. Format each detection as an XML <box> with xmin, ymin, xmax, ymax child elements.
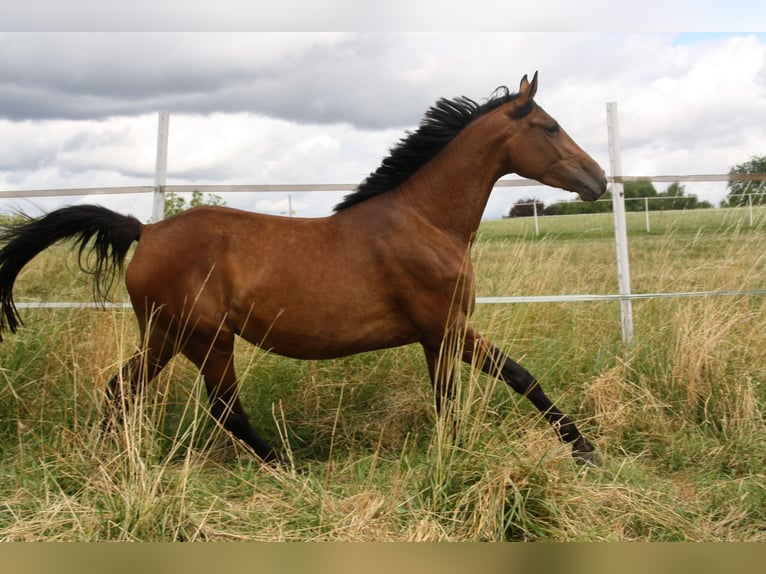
<box><xmin>102</xmin><ymin>359</ymin><xmax>139</xmax><ymax>432</ymax></box>
<box><xmin>209</xmin><ymin>398</ymin><xmax>282</xmax><ymax>464</ymax></box>
<box><xmin>480</xmin><ymin>345</ymin><xmax>598</xmax><ymax>464</ymax></box>
<box><xmin>101</xmin><ymin>373</ymin><xmax>121</xmax><ymax>433</ymax></box>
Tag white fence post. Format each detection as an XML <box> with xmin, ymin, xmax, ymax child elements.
<box><xmin>607</xmin><ymin>102</ymin><xmax>635</xmax><ymax>346</ymax></box>
<box><xmin>151</xmin><ymin>112</ymin><xmax>170</xmax><ymax>222</ymax></box>
<box><xmin>644</xmin><ymin>196</ymin><xmax>650</xmax><ymax>233</ymax></box>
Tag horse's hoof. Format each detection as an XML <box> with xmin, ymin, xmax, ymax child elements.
<box><xmin>572</xmin><ymin>448</ymin><xmax>601</xmax><ymax>467</ymax></box>
<box><xmin>571</xmin><ymin>437</ymin><xmax>601</xmax><ymax>466</ymax></box>
<box><xmin>260</xmin><ymin>451</ymin><xmax>307</xmax><ymax>475</ymax></box>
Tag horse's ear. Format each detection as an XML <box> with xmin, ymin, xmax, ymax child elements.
<box><xmin>519</xmin><ymin>71</ymin><xmax>538</xmax><ymax>100</ymax></box>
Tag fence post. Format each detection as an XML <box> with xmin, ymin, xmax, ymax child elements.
<box><xmin>533</xmin><ymin>201</ymin><xmax>539</xmax><ymax>236</ymax></box>
<box><xmin>644</xmin><ymin>196</ymin><xmax>650</xmax><ymax>233</ymax></box>
<box><xmin>151</xmin><ymin>111</ymin><xmax>170</xmax><ymax>222</ymax></box>
<box><xmin>607</xmin><ymin>102</ymin><xmax>634</xmax><ymax>346</ymax></box>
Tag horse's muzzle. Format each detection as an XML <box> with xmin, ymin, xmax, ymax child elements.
<box><xmin>578</xmin><ymin>169</ymin><xmax>608</xmax><ymax>202</ymax></box>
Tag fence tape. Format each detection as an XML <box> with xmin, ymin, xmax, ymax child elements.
<box><xmin>13</xmin><ymin>289</ymin><xmax>766</xmax><ymax>310</ymax></box>
<box><xmin>476</xmin><ymin>289</ymin><xmax>766</xmax><ymax>304</ymax></box>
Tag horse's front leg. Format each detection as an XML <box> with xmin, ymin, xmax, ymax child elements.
<box><xmin>463</xmin><ymin>328</ymin><xmax>599</xmax><ymax>465</ymax></box>
<box><xmin>444</xmin><ymin>327</ymin><xmax>599</xmax><ymax>465</ymax></box>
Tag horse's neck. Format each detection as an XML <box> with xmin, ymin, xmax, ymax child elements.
<box><xmin>396</xmin><ymin>122</ymin><xmax>509</xmax><ymax>243</ymax></box>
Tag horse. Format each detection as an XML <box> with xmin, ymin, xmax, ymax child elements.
<box><xmin>0</xmin><ymin>73</ymin><xmax>606</xmax><ymax>465</ymax></box>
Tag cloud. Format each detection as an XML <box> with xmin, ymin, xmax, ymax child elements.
<box><xmin>8</xmin><ymin>0</ymin><xmax>755</xmax><ymax>34</ymax></box>
<box><xmin>3</xmin><ymin>33</ymin><xmax>528</xmax><ymax>129</ymax></box>
<box><xmin>1</xmin><ymin>31</ymin><xmax>765</xmax><ymax>219</ymax></box>
<box><xmin>0</xmin><ymin>33</ymin><xmax>644</xmax><ymax>128</ymax></box>
<box><xmin>0</xmin><ymin>34</ymin><xmax>377</xmax><ymax>121</ymax></box>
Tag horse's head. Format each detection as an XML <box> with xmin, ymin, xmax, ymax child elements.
<box><xmin>499</xmin><ymin>73</ymin><xmax>607</xmax><ymax>202</ymax></box>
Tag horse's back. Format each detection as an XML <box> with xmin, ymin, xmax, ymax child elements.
<box><xmin>123</xmin><ymin>206</ymin><xmax>414</xmax><ymax>355</ymax></box>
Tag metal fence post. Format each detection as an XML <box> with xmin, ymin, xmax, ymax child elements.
<box><xmin>645</xmin><ymin>196</ymin><xmax>650</xmax><ymax>233</ymax></box>
<box><xmin>151</xmin><ymin>112</ymin><xmax>170</xmax><ymax>222</ymax></box>
<box><xmin>607</xmin><ymin>102</ymin><xmax>635</xmax><ymax>346</ymax></box>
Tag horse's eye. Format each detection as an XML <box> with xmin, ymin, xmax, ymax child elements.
<box><xmin>545</xmin><ymin>123</ymin><xmax>560</xmax><ymax>136</ymax></box>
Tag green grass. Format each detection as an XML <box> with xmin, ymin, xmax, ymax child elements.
<box><xmin>479</xmin><ymin>204</ymin><xmax>766</xmax><ymax>241</ymax></box>
<box><xmin>0</xmin><ymin>208</ymin><xmax>764</xmax><ymax>540</ymax></box>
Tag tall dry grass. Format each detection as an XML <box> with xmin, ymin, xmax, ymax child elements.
<box><xmin>0</xmin><ymin>218</ymin><xmax>764</xmax><ymax>540</ymax></box>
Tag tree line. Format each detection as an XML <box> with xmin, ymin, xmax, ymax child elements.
<box><xmin>506</xmin><ymin>154</ymin><xmax>766</xmax><ymax>218</ymax></box>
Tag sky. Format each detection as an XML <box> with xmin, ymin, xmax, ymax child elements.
<box><xmin>1</xmin><ymin>3</ymin><xmax>765</xmax><ymax>220</ymax></box>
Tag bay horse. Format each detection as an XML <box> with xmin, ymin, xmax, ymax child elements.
<box><xmin>0</xmin><ymin>73</ymin><xmax>606</xmax><ymax>465</ymax></box>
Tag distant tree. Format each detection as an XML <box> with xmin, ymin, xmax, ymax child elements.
<box><xmin>542</xmin><ymin>182</ymin><xmax>656</xmax><ymax>215</ymax></box>
<box><xmin>655</xmin><ymin>182</ymin><xmax>712</xmax><ymax>210</ymax></box>
<box><xmin>163</xmin><ymin>192</ymin><xmax>186</xmax><ymax>217</ymax></box>
<box><xmin>624</xmin><ymin>180</ymin><xmax>658</xmax><ymax>198</ymax></box>
<box><xmin>662</xmin><ymin>182</ymin><xmax>685</xmax><ymax>197</ymax></box>
<box><xmin>544</xmin><ymin>190</ymin><xmax>612</xmax><ymax>215</ymax></box>
<box><xmin>544</xmin><ymin>180</ymin><xmax>711</xmax><ymax>215</ymax></box>
<box><xmin>622</xmin><ymin>181</ymin><xmax>658</xmax><ymax>211</ymax></box>
<box><xmin>506</xmin><ymin>197</ymin><xmax>544</xmax><ymax>218</ymax></box>
<box><xmin>722</xmin><ymin>155</ymin><xmax>766</xmax><ymax>207</ymax></box>
<box><xmin>164</xmin><ymin>190</ymin><xmax>226</xmax><ymax>217</ymax></box>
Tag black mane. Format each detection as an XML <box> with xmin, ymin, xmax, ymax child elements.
<box><xmin>333</xmin><ymin>86</ymin><xmax>529</xmax><ymax>212</ymax></box>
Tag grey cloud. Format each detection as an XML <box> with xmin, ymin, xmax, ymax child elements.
<box><xmin>0</xmin><ymin>32</ymin><xmax>576</xmax><ymax>130</ymax></box>
<box><xmin>2</xmin><ymin>31</ymin><xmax>765</xmax><ymax>219</ymax></box>
<box><xmin>0</xmin><ymin>33</ymin><xmax>439</xmax><ymax>129</ymax></box>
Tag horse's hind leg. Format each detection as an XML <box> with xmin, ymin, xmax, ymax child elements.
<box><xmin>183</xmin><ymin>330</ymin><xmax>281</xmax><ymax>463</ymax></box>
<box><xmin>102</xmin><ymin>337</ymin><xmax>175</xmax><ymax>432</ymax></box>
<box><xmin>422</xmin><ymin>343</ymin><xmax>459</xmax><ymax>418</ymax></box>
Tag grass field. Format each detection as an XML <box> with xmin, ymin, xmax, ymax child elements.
<box><xmin>0</xmin><ymin>207</ymin><xmax>764</xmax><ymax>541</ymax></box>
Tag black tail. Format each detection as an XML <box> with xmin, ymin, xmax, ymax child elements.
<box><xmin>0</xmin><ymin>205</ymin><xmax>142</xmax><ymax>340</ymax></box>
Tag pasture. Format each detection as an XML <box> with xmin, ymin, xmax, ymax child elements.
<box><xmin>0</xmin><ymin>206</ymin><xmax>764</xmax><ymax>541</ymax></box>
